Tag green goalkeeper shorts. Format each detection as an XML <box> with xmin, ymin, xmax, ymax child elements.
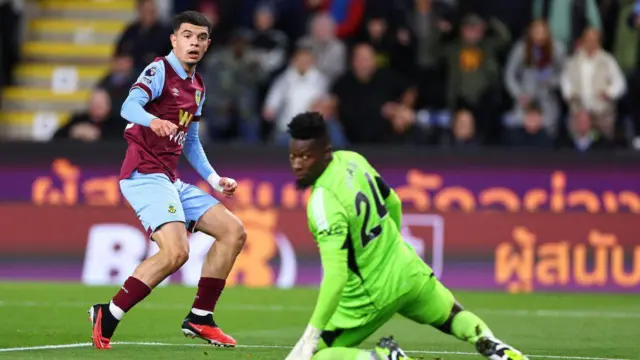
<box><xmin>318</xmin><ymin>271</ymin><xmax>455</xmax><ymax>349</ymax></box>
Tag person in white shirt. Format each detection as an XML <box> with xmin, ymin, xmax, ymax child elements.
<box><xmin>263</xmin><ymin>42</ymin><xmax>329</xmax><ymax>144</ymax></box>
<box><xmin>561</xmin><ymin>27</ymin><xmax>626</xmax><ymax>140</ymax></box>
<box><xmin>298</xmin><ymin>13</ymin><xmax>347</xmax><ymax>83</ymax></box>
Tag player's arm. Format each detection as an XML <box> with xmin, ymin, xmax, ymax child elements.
<box><xmin>287</xmin><ymin>188</ymin><xmax>348</xmax><ymax>359</ymax></box>
<box><xmin>309</xmin><ymin>195</ymin><xmax>349</xmax><ymax>331</ymax></box>
<box><xmin>375</xmin><ymin>175</ymin><xmax>402</xmax><ymax>231</ymax></box>
<box><xmin>120</xmin><ymin>61</ymin><xmax>165</xmax><ymax>126</ymax></box>
<box><xmin>120</xmin><ymin>61</ymin><xmax>175</xmax><ymax>136</ymax></box>
<box><xmin>183</xmin><ymin>93</ymin><xmax>237</xmax><ymax>197</ymax></box>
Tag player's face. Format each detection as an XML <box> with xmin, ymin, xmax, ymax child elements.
<box><xmin>289</xmin><ymin>139</ymin><xmax>327</xmax><ymax>189</ymax></box>
<box><xmin>171</xmin><ymin>23</ymin><xmax>211</xmax><ymax>67</ymax></box>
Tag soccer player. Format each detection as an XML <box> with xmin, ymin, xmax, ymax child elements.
<box><xmin>88</xmin><ymin>11</ymin><xmax>246</xmax><ymax>349</ymax></box>
<box><xmin>284</xmin><ymin>112</ymin><xmax>529</xmax><ymax>360</ymax></box>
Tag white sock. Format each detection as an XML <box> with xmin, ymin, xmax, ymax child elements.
<box><xmin>109</xmin><ymin>301</ymin><xmax>125</xmax><ymax>321</ymax></box>
<box><xmin>191</xmin><ymin>308</ymin><xmax>212</xmax><ymax>316</ymax></box>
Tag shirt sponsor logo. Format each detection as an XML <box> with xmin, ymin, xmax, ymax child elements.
<box><xmin>319</xmin><ymin>223</ymin><xmax>347</xmax><ymax>237</ymax></box>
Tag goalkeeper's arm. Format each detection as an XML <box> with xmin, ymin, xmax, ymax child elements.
<box><xmin>375</xmin><ymin>176</ymin><xmax>402</xmax><ymax>231</ymax></box>
<box><xmin>294</xmin><ymin>189</ymin><xmax>350</xmax><ymax>347</ymax></box>
<box><xmin>309</xmin><ymin>241</ymin><xmax>348</xmax><ymax>330</ymax></box>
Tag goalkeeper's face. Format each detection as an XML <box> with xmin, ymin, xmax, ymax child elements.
<box><xmin>171</xmin><ymin>23</ymin><xmax>211</xmax><ymax>67</ymax></box>
<box><xmin>289</xmin><ymin>139</ymin><xmax>329</xmax><ymax>189</ymax></box>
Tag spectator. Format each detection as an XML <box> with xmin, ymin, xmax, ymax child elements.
<box><xmin>202</xmin><ymin>31</ymin><xmax>265</xmax><ymax>142</ymax></box>
<box><xmin>560</xmin><ymin>109</ymin><xmax>612</xmax><ymax>151</ymax></box>
<box><xmin>355</xmin><ymin>16</ymin><xmax>395</xmax><ymax>69</ymax></box>
<box><xmin>598</xmin><ymin>0</ymin><xmax>621</xmax><ymax>52</ymax></box>
<box><xmin>196</xmin><ymin>0</ymin><xmax>225</xmax><ymax>52</ymax></box>
<box><xmin>620</xmin><ymin>0</ymin><xmax>640</xmax><ymax>149</ymax></box>
<box><xmin>353</xmin><ymin>15</ymin><xmax>415</xmax><ymax>76</ymax></box>
<box><xmin>443</xmin><ymin>14</ymin><xmax>510</xmax><ymax>143</ymax></box>
<box><xmin>298</xmin><ymin>12</ymin><xmax>347</xmax><ymax>83</ymax></box>
<box><xmin>115</xmin><ymin>0</ymin><xmax>172</xmax><ymax>73</ymax></box>
<box><xmin>408</xmin><ymin>0</ymin><xmax>453</xmax><ymax>109</ymax></box>
<box><xmin>307</xmin><ymin>0</ymin><xmax>366</xmax><ymax>39</ymax></box>
<box><xmin>504</xmin><ymin>20</ymin><xmax>566</xmax><ymax>136</ymax></box>
<box><xmin>263</xmin><ymin>43</ymin><xmax>330</xmax><ymax>144</ymax></box>
<box><xmin>457</xmin><ymin>0</ymin><xmax>532</xmax><ymax>41</ymax></box>
<box><xmin>96</xmin><ymin>53</ymin><xmax>136</xmax><ymax>120</ymax></box>
<box><xmin>443</xmin><ymin>109</ymin><xmax>479</xmax><ymax>148</ymax></box>
<box><xmin>53</xmin><ymin>89</ymin><xmax>123</xmax><ymax>142</ymax></box>
<box><xmin>329</xmin><ymin>43</ymin><xmax>418</xmax><ymax>144</ymax></box>
<box><xmin>249</xmin><ymin>3</ymin><xmax>290</xmax><ymax>78</ymax></box>
<box><xmin>407</xmin><ymin>0</ymin><xmax>453</xmax><ymax>70</ymax></box>
<box><xmin>561</xmin><ymin>28</ymin><xmax>626</xmax><ymax>141</ymax></box>
<box><xmin>616</xmin><ymin>0</ymin><xmax>639</xmax><ymax>74</ymax></box>
<box><xmin>532</xmin><ymin>0</ymin><xmax>602</xmax><ymax>50</ymax></box>
<box><xmin>193</xmin><ymin>0</ymin><xmax>243</xmax><ymax>51</ymax></box>
<box><xmin>503</xmin><ymin>102</ymin><xmax>554</xmax><ymax>148</ymax></box>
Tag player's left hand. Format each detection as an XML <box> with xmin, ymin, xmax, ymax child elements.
<box><xmin>218</xmin><ymin>177</ymin><xmax>237</xmax><ymax>197</ymax></box>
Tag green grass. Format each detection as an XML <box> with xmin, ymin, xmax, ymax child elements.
<box><xmin>0</xmin><ymin>283</ymin><xmax>639</xmax><ymax>359</ymax></box>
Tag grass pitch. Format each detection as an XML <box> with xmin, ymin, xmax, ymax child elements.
<box><xmin>0</xmin><ymin>283</ymin><xmax>638</xmax><ymax>359</ymax></box>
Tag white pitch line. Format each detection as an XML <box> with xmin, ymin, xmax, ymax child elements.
<box><xmin>0</xmin><ymin>300</ymin><xmax>639</xmax><ymax>319</ymax></box>
<box><xmin>0</xmin><ymin>341</ymin><xmax>631</xmax><ymax>360</ymax></box>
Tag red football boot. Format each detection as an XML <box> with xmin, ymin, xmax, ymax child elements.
<box><xmin>88</xmin><ymin>304</ymin><xmax>113</xmax><ymax>349</ymax></box>
<box><xmin>181</xmin><ymin>314</ymin><xmax>237</xmax><ymax>347</ymax></box>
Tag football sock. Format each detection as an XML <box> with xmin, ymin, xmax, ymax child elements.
<box><xmin>190</xmin><ymin>277</ymin><xmax>225</xmax><ymax>318</ymax></box>
<box><xmin>111</xmin><ymin>276</ymin><xmax>152</xmax><ymax>318</ymax></box>
<box><xmin>451</xmin><ymin>310</ymin><xmax>494</xmax><ymax>344</ymax></box>
<box><xmin>312</xmin><ymin>348</ymin><xmax>374</xmax><ymax>360</ymax></box>
<box><xmin>108</xmin><ymin>301</ymin><xmax>124</xmax><ymax>320</ymax></box>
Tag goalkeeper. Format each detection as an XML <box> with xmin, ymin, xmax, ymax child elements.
<box><xmin>284</xmin><ymin>112</ymin><xmax>529</xmax><ymax>360</ymax></box>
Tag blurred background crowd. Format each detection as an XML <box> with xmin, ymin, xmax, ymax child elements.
<box><xmin>3</xmin><ymin>0</ymin><xmax>640</xmax><ymax>151</ymax></box>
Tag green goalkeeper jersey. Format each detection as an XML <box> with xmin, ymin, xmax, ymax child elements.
<box><xmin>306</xmin><ymin>151</ymin><xmax>432</xmax><ymax>329</ymax></box>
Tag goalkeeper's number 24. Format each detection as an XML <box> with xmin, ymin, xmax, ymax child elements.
<box><xmin>355</xmin><ymin>172</ymin><xmax>388</xmax><ymax>247</ymax></box>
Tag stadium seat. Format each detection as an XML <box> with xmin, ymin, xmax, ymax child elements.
<box><xmin>0</xmin><ymin>0</ymin><xmax>134</xmax><ymax>140</ymax></box>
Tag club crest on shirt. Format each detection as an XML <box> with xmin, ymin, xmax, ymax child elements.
<box><xmin>168</xmin><ymin>205</ymin><xmax>176</xmax><ymax>214</ymax></box>
<box><xmin>145</xmin><ymin>67</ymin><xmax>157</xmax><ymax>77</ymax></box>
<box><xmin>195</xmin><ymin>90</ymin><xmax>202</xmax><ymax>106</ymax></box>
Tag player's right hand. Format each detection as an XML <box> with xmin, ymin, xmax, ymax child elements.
<box><xmin>150</xmin><ymin>118</ymin><xmax>178</xmax><ymax>137</ymax></box>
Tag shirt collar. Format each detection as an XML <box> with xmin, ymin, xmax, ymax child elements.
<box><xmin>313</xmin><ymin>155</ymin><xmax>338</xmax><ymax>188</ymax></box>
<box><xmin>166</xmin><ymin>51</ymin><xmax>196</xmax><ymax>82</ymax></box>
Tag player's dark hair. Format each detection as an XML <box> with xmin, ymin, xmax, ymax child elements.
<box><xmin>173</xmin><ymin>11</ymin><xmax>212</xmax><ymax>34</ymax></box>
<box><xmin>287</xmin><ymin>112</ymin><xmax>328</xmax><ymax>142</ymax></box>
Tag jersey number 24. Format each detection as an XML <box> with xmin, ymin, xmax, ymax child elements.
<box><xmin>355</xmin><ymin>172</ymin><xmax>388</xmax><ymax>247</ymax></box>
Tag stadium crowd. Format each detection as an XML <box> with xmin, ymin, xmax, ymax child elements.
<box><xmin>8</xmin><ymin>0</ymin><xmax>640</xmax><ymax>151</ymax></box>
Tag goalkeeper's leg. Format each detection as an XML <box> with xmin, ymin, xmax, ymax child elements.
<box><xmin>313</xmin><ymin>336</ymin><xmax>414</xmax><ymax>360</ymax></box>
<box><xmin>313</xmin><ymin>302</ymin><xmax>413</xmax><ymax>360</ymax></box>
<box><xmin>399</xmin><ymin>274</ymin><xmax>529</xmax><ymax>360</ymax></box>
<box><xmin>313</xmin><ymin>348</ymin><xmax>371</xmax><ymax>360</ymax></box>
